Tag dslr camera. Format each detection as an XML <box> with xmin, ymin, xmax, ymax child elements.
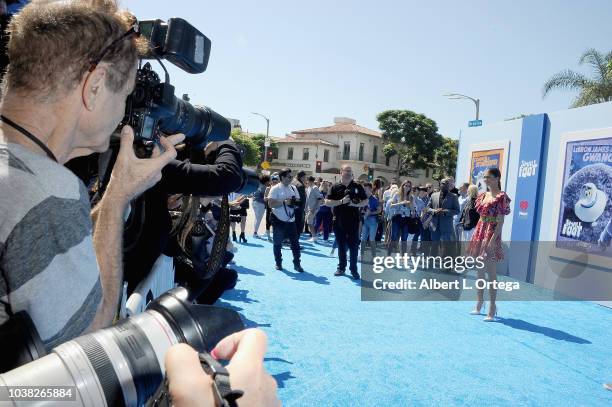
<box><xmin>287</xmin><ymin>196</ymin><xmax>301</xmax><ymax>208</ymax></box>
<box><xmin>123</xmin><ymin>18</ymin><xmax>231</xmax><ymax>153</ymax></box>
<box><xmin>344</xmin><ymin>190</ymin><xmax>361</xmax><ymax>205</ymax></box>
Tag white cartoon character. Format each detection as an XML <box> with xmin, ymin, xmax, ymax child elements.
<box><xmin>574</xmin><ymin>182</ymin><xmax>607</xmax><ymax>223</ymax></box>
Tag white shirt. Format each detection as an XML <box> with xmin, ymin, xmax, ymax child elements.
<box><xmin>269</xmin><ymin>183</ymin><xmax>299</xmax><ymax>222</ymax></box>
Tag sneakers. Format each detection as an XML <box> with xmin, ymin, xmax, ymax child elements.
<box><xmin>351</xmin><ymin>271</ymin><xmax>360</xmax><ymax>280</ymax></box>
<box><xmin>294</xmin><ymin>264</ymin><xmax>305</xmax><ymax>273</ymax></box>
<box><xmin>275</xmin><ymin>263</ymin><xmax>283</xmax><ymax>270</ymax></box>
<box><xmin>334</xmin><ymin>269</ymin><xmax>345</xmax><ymax>276</ymax></box>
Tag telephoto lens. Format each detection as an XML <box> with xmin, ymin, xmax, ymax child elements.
<box><xmin>0</xmin><ymin>288</ymin><xmax>244</xmax><ymax>407</ymax></box>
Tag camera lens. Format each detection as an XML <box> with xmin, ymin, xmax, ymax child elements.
<box><xmin>159</xmin><ymin>99</ymin><xmax>231</xmax><ymax>150</ymax></box>
<box><xmin>0</xmin><ymin>288</ymin><xmax>243</xmax><ymax>407</ymax></box>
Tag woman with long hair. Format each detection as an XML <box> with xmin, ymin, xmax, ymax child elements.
<box><xmin>387</xmin><ymin>180</ymin><xmax>415</xmax><ymax>255</ymax></box>
<box><xmin>467</xmin><ymin>168</ymin><xmax>511</xmax><ymax>321</ymax></box>
<box><xmin>460</xmin><ymin>184</ymin><xmax>480</xmax><ymax>242</ymax></box>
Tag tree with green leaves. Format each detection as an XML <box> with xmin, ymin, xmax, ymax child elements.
<box><xmin>377</xmin><ymin>109</ymin><xmax>443</xmax><ymax>178</ymax></box>
<box><xmin>230</xmin><ymin>129</ymin><xmax>260</xmax><ymax>167</ymax></box>
<box><xmin>250</xmin><ymin>133</ymin><xmax>278</xmax><ymax>163</ymax></box>
<box><xmin>542</xmin><ymin>48</ymin><xmax>612</xmax><ymax>107</ymax></box>
<box><xmin>432</xmin><ymin>137</ymin><xmax>458</xmax><ymax>181</ymax></box>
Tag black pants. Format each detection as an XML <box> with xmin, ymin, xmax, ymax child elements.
<box><xmin>265</xmin><ymin>206</ymin><xmax>272</xmax><ymax>231</ymax></box>
<box><xmin>272</xmin><ymin>217</ymin><xmax>301</xmax><ymax>266</ymax></box>
<box><xmin>294</xmin><ymin>207</ymin><xmax>305</xmax><ymax>237</ymax></box>
<box><xmin>334</xmin><ymin>220</ymin><xmax>360</xmax><ymax>273</ymax></box>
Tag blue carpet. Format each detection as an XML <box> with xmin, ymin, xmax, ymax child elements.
<box><xmin>217</xmin><ymin>237</ymin><xmax>612</xmax><ymax>406</ymax></box>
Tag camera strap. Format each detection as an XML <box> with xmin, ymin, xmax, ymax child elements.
<box><xmin>0</xmin><ymin>115</ymin><xmax>58</xmax><ymax>162</ymax></box>
<box><xmin>145</xmin><ymin>351</ymin><xmax>243</xmax><ymax>407</ymax></box>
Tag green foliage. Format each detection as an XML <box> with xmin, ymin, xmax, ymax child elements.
<box><xmin>543</xmin><ymin>48</ymin><xmax>612</xmax><ymax>107</ymax></box>
<box><xmin>250</xmin><ymin>133</ymin><xmax>278</xmax><ymax>162</ymax></box>
<box><xmin>432</xmin><ymin>137</ymin><xmax>459</xmax><ymax>180</ymax></box>
<box><xmin>230</xmin><ymin>129</ymin><xmax>260</xmax><ymax>167</ymax></box>
<box><xmin>376</xmin><ymin>109</ymin><xmax>443</xmax><ymax>176</ymax></box>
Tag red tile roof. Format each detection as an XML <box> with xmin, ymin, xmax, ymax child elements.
<box><xmin>276</xmin><ymin>138</ymin><xmax>339</xmax><ymax>147</ymax></box>
<box><xmin>292</xmin><ymin>123</ymin><xmax>382</xmax><ymax>138</ymax></box>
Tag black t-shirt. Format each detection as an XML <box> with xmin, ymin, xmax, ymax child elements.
<box><xmin>328</xmin><ymin>181</ymin><xmax>367</xmax><ymax>226</ymax></box>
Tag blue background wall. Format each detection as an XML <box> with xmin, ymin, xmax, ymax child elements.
<box><xmin>455</xmin><ymin>102</ymin><xmax>612</xmax><ymax>305</ymax></box>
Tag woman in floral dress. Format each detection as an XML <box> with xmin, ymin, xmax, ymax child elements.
<box><xmin>468</xmin><ymin>168</ymin><xmax>511</xmax><ymax>321</ymax></box>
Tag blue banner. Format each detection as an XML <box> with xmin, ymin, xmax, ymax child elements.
<box><xmin>509</xmin><ymin>114</ymin><xmax>547</xmax><ymax>282</ymax></box>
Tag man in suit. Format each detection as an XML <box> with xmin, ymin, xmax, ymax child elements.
<box><xmin>425</xmin><ymin>178</ymin><xmax>460</xmax><ymax>257</ymax></box>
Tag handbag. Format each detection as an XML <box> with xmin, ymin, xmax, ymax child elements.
<box><xmin>405</xmin><ymin>217</ymin><xmax>420</xmax><ymax>234</ymax></box>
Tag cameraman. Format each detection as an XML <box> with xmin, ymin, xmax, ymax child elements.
<box><xmin>267</xmin><ymin>168</ymin><xmax>304</xmax><ymax>272</ymax></box>
<box><xmin>325</xmin><ymin>165</ymin><xmax>367</xmax><ymax>279</ymax></box>
<box><xmin>121</xmin><ymin>139</ymin><xmax>246</xmax><ymax>294</ymax></box>
<box><xmin>0</xmin><ymin>0</ymin><xmax>175</xmax><ymax>348</ymax></box>
<box><xmin>0</xmin><ymin>2</ymin><xmax>278</xmax><ymax>404</ymax></box>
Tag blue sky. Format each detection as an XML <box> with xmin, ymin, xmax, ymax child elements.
<box><xmin>125</xmin><ymin>0</ymin><xmax>612</xmax><ymax>139</ymax></box>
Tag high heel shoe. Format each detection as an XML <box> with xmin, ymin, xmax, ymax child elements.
<box><xmin>232</xmin><ymin>231</ymin><xmax>237</xmax><ymax>242</ymax></box>
<box><xmin>239</xmin><ymin>232</ymin><xmax>247</xmax><ymax>243</ymax></box>
<box><xmin>483</xmin><ymin>304</ymin><xmax>498</xmax><ymax>322</ymax></box>
<box><xmin>470</xmin><ymin>300</ymin><xmax>485</xmax><ymax>315</ymax></box>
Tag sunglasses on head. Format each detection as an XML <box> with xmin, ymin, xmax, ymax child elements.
<box><xmin>89</xmin><ymin>22</ymin><xmax>140</xmax><ymax>72</ymax></box>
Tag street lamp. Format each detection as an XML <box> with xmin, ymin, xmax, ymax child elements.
<box><xmin>444</xmin><ymin>93</ymin><xmax>480</xmax><ymax>120</ymax></box>
<box><xmin>251</xmin><ymin>112</ymin><xmax>270</xmax><ymax>161</ymax></box>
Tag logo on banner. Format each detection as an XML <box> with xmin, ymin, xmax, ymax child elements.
<box><xmin>519</xmin><ymin>200</ymin><xmax>529</xmax><ymax>218</ymax></box>
<box><xmin>518</xmin><ymin>160</ymin><xmax>538</xmax><ymax>178</ymax></box>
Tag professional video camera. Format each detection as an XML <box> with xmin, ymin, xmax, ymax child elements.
<box><xmin>0</xmin><ymin>288</ymin><xmax>243</xmax><ymax>406</ymax></box>
<box><xmin>124</xmin><ymin>18</ymin><xmax>230</xmax><ymax>153</ymax></box>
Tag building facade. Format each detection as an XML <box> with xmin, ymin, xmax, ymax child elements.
<box><xmin>269</xmin><ymin>117</ymin><xmax>436</xmax><ymax>186</ymax></box>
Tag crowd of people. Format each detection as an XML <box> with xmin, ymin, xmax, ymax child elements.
<box><xmin>240</xmin><ymin>165</ymin><xmax>511</xmax><ymax>321</ymax></box>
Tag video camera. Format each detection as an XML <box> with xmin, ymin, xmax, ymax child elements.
<box><xmin>123</xmin><ymin>18</ymin><xmax>230</xmax><ymax>153</ymax></box>
<box><xmin>287</xmin><ymin>196</ymin><xmax>302</xmax><ymax>208</ymax></box>
<box><xmin>344</xmin><ymin>189</ymin><xmax>361</xmax><ymax>205</ymax></box>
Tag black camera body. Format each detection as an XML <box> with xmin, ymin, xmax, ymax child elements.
<box><xmin>344</xmin><ymin>189</ymin><xmax>361</xmax><ymax>205</ymax></box>
<box><xmin>123</xmin><ymin>18</ymin><xmax>230</xmax><ymax>152</ymax></box>
<box><xmin>287</xmin><ymin>196</ymin><xmax>301</xmax><ymax>208</ymax></box>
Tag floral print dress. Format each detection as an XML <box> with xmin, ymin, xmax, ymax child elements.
<box><xmin>468</xmin><ymin>191</ymin><xmax>511</xmax><ymax>262</ymax></box>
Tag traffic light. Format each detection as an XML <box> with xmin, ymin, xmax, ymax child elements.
<box><xmin>316</xmin><ymin>160</ymin><xmax>322</xmax><ymax>173</ymax></box>
<box><xmin>266</xmin><ymin>149</ymin><xmax>274</xmax><ymax>162</ymax></box>
<box><xmin>368</xmin><ymin>168</ymin><xmax>374</xmax><ymax>181</ymax></box>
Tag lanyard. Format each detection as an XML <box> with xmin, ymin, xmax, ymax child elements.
<box><xmin>0</xmin><ymin>115</ymin><xmax>58</xmax><ymax>162</ymax></box>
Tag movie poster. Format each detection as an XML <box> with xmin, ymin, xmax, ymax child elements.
<box><xmin>555</xmin><ymin>136</ymin><xmax>612</xmax><ymax>258</ymax></box>
<box><xmin>469</xmin><ymin>148</ymin><xmax>505</xmax><ymax>193</ymax></box>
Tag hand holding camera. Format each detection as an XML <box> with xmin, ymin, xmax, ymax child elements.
<box><xmin>166</xmin><ymin>329</ymin><xmax>279</xmax><ymax>407</ymax></box>
<box><xmin>106</xmin><ymin>126</ymin><xmax>184</xmax><ymax>204</ymax></box>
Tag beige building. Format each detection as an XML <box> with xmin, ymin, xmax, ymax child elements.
<box><xmin>269</xmin><ymin>117</ymin><xmax>436</xmax><ymax>186</ymax></box>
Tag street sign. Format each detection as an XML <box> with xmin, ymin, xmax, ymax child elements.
<box><xmin>264</xmin><ymin>138</ymin><xmax>271</xmax><ymax>147</ymax></box>
<box><xmin>261</xmin><ymin>161</ymin><xmax>271</xmax><ymax>170</ymax></box>
<box><xmin>468</xmin><ymin>119</ymin><xmax>483</xmax><ymax>127</ymax></box>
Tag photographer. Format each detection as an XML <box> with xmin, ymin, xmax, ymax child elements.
<box><xmin>121</xmin><ymin>138</ymin><xmax>246</xmax><ymax>294</ymax></box>
<box><xmin>0</xmin><ymin>0</ymin><xmax>176</xmax><ymax>348</ymax></box>
<box><xmin>325</xmin><ymin>165</ymin><xmax>367</xmax><ymax>279</ymax></box>
<box><xmin>267</xmin><ymin>168</ymin><xmax>305</xmax><ymax>272</ymax></box>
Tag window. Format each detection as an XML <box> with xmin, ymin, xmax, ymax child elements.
<box><xmin>287</xmin><ymin>147</ymin><xmax>293</xmax><ymax>160</ymax></box>
<box><xmin>302</xmin><ymin>147</ymin><xmax>309</xmax><ymax>161</ymax></box>
<box><xmin>323</xmin><ymin>149</ymin><xmax>330</xmax><ymax>162</ymax></box>
<box><xmin>372</xmin><ymin>145</ymin><xmax>378</xmax><ymax>163</ymax></box>
<box><xmin>272</xmin><ymin>149</ymin><xmax>278</xmax><ymax>159</ymax></box>
<box><xmin>385</xmin><ymin>155</ymin><xmax>390</xmax><ymax>166</ymax></box>
<box><xmin>343</xmin><ymin>142</ymin><xmax>351</xmax><ymax>160</ymax></box>
<box><xmin>358</xmin><ymin>143</ymin><xmax>365</xmax><ymax>161</ymax></box>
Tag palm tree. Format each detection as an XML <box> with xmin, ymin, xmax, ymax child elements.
<box><xmin>542</xmin><ymin>48</ymin><xmax>612</xmax><ymax>107</ymax></box>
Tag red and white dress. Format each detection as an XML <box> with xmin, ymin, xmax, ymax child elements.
<box><xmin>468</xmin><ymin>192</ymin><xmax>511</xmax><ymax>262</ymax></box>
